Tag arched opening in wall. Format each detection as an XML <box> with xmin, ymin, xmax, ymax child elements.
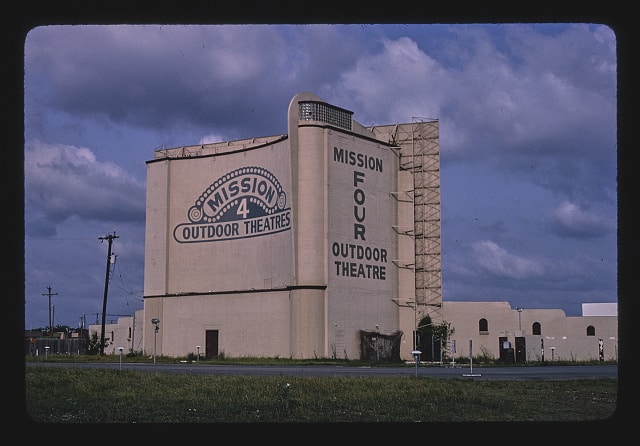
<box><xmin>532</xmin><ymin>322</ymin><xmax>541</xmax><ymax>335</ymax></box>
<box><xmin>587</xmin><ymin>325</ymin><xmax>596</xmax><ymax>336</ymax></box>
<box><xmin>478</xmin><ymin>318</ymin><xmax>488</xmax><ymax>334</ymax></box>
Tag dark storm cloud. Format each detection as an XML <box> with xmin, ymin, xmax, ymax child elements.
<box><xmin>25</xmin><ymin>25</ymin><xmax>368</xmax><ymax>140</ymax></box>
<box><xmin>26</xmin><ymin>26</ymin><xmax>284</xmax><ymax>131</ymax></box>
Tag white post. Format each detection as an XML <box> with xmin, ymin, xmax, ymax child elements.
<box><xmin>411</xmin><ymin>350</ymin><xmax>421</xmax><ymax>378</ymax></box>
<box><xmin>463</xmin><ymin>340</ymin><xmax>481</xmax><ymax>377</ymax></box>
<box><xmin>118</xmin><ymin>347</ymin><xmax>124</xmax><ymax>370</ymax></box>
<box><xmin>450</xmin><ymin>340</ymin><xmax>456</xmax><ymax>367</ymax></box>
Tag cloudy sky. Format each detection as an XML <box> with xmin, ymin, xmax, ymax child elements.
<box><xmin>22</xmin><ymin>23</ymin><xmax>618</xmax><ymax>329</ymax></box>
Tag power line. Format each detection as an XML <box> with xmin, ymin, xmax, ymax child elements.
<box><xmin>114</xmin><ymin>261</ymin><xmax>144</xmax><ymax>301</ymax></box>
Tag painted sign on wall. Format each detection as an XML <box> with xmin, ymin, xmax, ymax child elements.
<box><xmin>173</xmin><ymin>166</ymin><xmax>291</xmax><ymax>243</ymax></box>
<box><xmin>328</xmin><ymin>139</ymin><xmax>393</xmax><ymax>284</ymax></box>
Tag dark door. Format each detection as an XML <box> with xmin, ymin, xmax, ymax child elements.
<box><xmin>515</xmin><ymin>336</ymin><xmax>526</xmax><ymax>363</ymax></box>
<box><xmin>205</xmin><ymin>330</ymin><xmax>219</xmax><ymax>358</ymax></box>
<box><xmin>499</xmin><ymin>336</ymin><xmax>515</xmax><ymax>363</ymax></box>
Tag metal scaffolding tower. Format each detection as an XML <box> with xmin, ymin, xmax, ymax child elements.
<box><xmin>384</xmin><ymin>119</ymin><xmax>442</xmax><ymax>325</ymax></box>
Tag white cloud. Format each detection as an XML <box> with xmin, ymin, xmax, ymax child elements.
<box><xmin>330</xmin><ymin>37</ymin><xmax>446</xmax><ymax>124</ymax></box>
<box><xmin>198</xmin><ymin>133</ymin><xmax>227</xmax><ymax>145</ymax></box>
<box><xmin>549</xmin><ymin>201</ymin><xmax>615</xmax><ymax>238</ymax></box>
<box><xmin>471</xmin><ymin>240</ymin><xmax>545</xmax><ymax>280</ymax></box>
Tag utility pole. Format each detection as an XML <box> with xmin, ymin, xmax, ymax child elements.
<box><xmin>42</xmin><ymin>286</ymin><xmax>58</xmax><ymax>336</ymax></box>
<box><xmin>98</xmin><ymin>231</ymin><xmax>118</xmax><ymax>355</ymax></box>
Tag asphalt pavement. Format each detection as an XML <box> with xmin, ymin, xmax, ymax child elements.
<box><xmin>26</xmin><ymin>362</ymin><xmax>617</xmax><ymax>381</ymax></box>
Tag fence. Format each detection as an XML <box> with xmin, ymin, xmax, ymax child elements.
<box><xmin>25</xmin><ymin>337</ymin><xmax>88</xmax><ymax>356</ymax></box>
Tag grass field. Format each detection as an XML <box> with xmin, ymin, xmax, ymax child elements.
<box><xmin>24</xmin><ymin>364</ymin><xmax>618</xmax><ymax>424</ymax></box>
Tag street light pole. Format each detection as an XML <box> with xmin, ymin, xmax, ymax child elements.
<box><xmin>151</xmin><ymin>318</ymin><xmax>160</xmax><ymax>364</ymax></box>
<box><xmin>375</xmin><ymin>325</ymin><xmax>380</xmax><ymax>361</ymax></box>
<box><xmin>516</xmin><ymin>307</ymin><xmax>523</xmax><ymax>331</ymax></box>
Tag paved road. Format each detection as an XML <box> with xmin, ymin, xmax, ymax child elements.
<box><xmin>26</xmin><ymin>362</ymin><xmax>617</xmax><ymax>381</ymax></box>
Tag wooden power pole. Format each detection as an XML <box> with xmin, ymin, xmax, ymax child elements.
<box><xmin>98</xmin><ymin>231</ymin><xmax>118</xmax><ymax>355</ymax></box>
<box><xmin>42</xmin><ymin>286</ymin><xmax>57</xmax><ymax>335</ymax></box>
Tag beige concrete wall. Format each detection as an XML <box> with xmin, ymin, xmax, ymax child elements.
<box><xmin>143</xmin><ymin>136</ymin><xmax>295</xmax><ymax>357</ymax></box>
<box><xmin>286</xmin><ymin>92</ymin><xmax>404</xmax><ymax>359</ymax></box>
<box><xmin>396</xmin><ymin>168</ymin><xmax>418</xmax><ymax>358</ymax></box>
<box><xmin>161</xmin><ymin>141</ymin><xmax>294</xmax><ymax>294</ymax></box>
<box><xmin>148</xmin><ymin>291</ymin><xmax>292</xmax><ymax>358</ymax></box>
<box><xmin>144</xmin><ymin>297</ymin><xmax>163</xmax><ymax>357</ymax></box>
<box><xmin>288</xmin><ymin>93</ymin><xmax>328</xmax><ymax>358</ymax></box>
<box><xmin>134</xmin><ymin>296</ymin><xmax>619</xmax><ymax>361</ymax></box>
<box><xmin>443</xmin><ymin>301</ymin><xmax>618</xmax><ymax>362</ymax></box>
<box><xmin>325</xmin><ymin>128</ymin><xmax>400</xmax><ymax>359</ymax></box>
<box><xmin>289</xmin><ymin>289</ymin><xmax>326</xmax><ymax>359</ymax></box>
<box><xmin>144</xmin><ymin>160</ymin><xmax>169</xmax><ymax>296</ymax></box>
<box><xmin>293</xmin><ymin>123</ymin><xmax>326</xmax><ymax>285</ymax></box>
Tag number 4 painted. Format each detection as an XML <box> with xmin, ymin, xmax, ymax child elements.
<box><xmin>237</xmin><ymin>198</ymin><xmax>250</xmax><ymax>218</ymax></box>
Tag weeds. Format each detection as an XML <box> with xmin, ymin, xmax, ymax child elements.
<box><xmin>24</xmin><ymin>367</ymin><xmax>617</xmax><ymax>423</ymax></box>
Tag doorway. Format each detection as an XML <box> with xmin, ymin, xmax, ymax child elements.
<box><xmin>205</xmin><ymin>330</ymin><xmax>219</xmax><ymax>358</ymax></box>
<box><xmin>515</xmin><ymin>336</ymin><xmax>526</xmax><ymax>363</ymax></box>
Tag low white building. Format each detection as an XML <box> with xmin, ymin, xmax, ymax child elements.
<box><xmin>90</xmin><ymin>301</ymin><xmax>618</xmax><ymax>362</ymax></box>
<box><xmin>88</xmin><ymin>309</ymin><xmax>144</xmax><ymax>356</ymax></box>
<box><xmin>442</xmin><ymin>302</ymin><xmax>618</xmax><ymax>363</ymax></box>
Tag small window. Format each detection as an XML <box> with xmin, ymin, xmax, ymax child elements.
<box><xmin>587</xmin><ymin>325</ymin><xmax>596</xmax><ymax>336</ymax></box>
<box><xmin>532</xmin><ymin>322</ymin><xmax>541</xmax><ymax>335</ymax></box>
<box><xmin>479</xmin><ymin>318</ymin><xmax>488</xmax><ymax>332</ymax></box>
